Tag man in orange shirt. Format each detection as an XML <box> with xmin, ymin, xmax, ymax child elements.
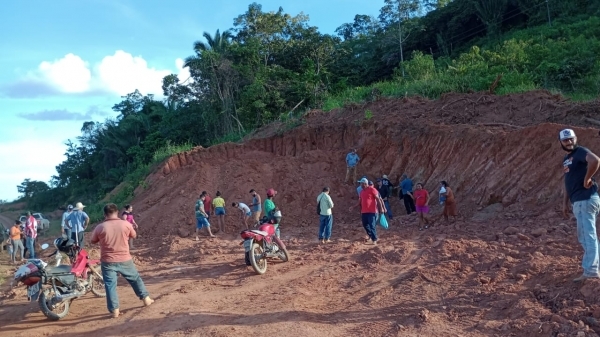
<box><xmin>91</xmin><ymin>203</ymin><xmax>154</xmax><ymax>318</ymax></box>
<box><xmin>351</xmin><ymin>178</ymin><xmax>386</xmax><ymax>245</ymax></box>
<box><xmin>9</xmin><ymin>221</ymin><xmax>24</xmax><ymax>263</ymax></box>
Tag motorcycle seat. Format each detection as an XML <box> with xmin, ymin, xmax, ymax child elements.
<box><xmin>46</xmin><ymin>265</ymin><xmax>72</xmax><ymax>275</ymax></box>
<box><xmin>250</xmin><ymin>230</ymin><xmax>268</xmax><ymax>236</ymax></box>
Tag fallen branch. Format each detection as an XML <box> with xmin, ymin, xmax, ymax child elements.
<box><xmin>583</xmin><ymin>117</ymin><xmax>600</xmax><ymax>127</ymax></box>
<box><xmin>439</xmin><ymin>98</ymin><xmax>468</xmax><ymax>111</ymax></box>
<box><xmin>289</xmin><ymin>98</ymin><xmax>306</xmax><ymax>116</ymax></box>
<box><xmin>478</xmin><ymin>123</ymin><xmax>524</xmax><ymax>129</ymax></box>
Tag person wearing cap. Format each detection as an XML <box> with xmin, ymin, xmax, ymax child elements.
<box><xmin>65</xmin><ymin>202</ymin><xmax>90</xmax><ymax>248</ymax></box>
<box><xmin>377</xmin><ymin>178</ymin><xmax>394</xmax><ymax>220</ymax></box>
<box><xmin>351</xmin><ymin>178</ymin><xmax>386</xmax><ymax>245</ymax></box>
<box><xmin>357</xmin><ymin>176</ymin><xmax>367</xmax><ymax>196</ymax></box>
<box><xmin>317</xmin><ymin>187</ymin><xmax>334</xmax><ymax>243</ymax></box>
<box><xmin>381</xmin><ymin>174</ymin><xmax>394</xmax><ymax>195</ymax></box>
<box><xmin>560</xmin><ymin>128</ymin><xmax>600</xmax><ymax>282</ymax></box>
<box><xmin>249</xmin><ymin>189</ymin><xmax>262</xmax><ymax>225</ymax></box>
<box><xmin>61</xmin><ymin>204</ymin><xmax>74</xmax><ymax>240</ymax></box>
<box><xmin>345</xmin><ymin>148</ymin><xmax>360</xmax><ymax>184</ymax></box>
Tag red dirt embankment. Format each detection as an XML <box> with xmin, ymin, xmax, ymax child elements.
<box><xmin>4</xmin><ymin>90</ymin><xmax>600</xmax><ymax>337</ymax></box>
<box><xmin>136</xmin><ymin>91</ymin><xmax>600</xmax><ymax>241</ymax></box>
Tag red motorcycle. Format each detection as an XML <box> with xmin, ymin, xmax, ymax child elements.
<box><xmin>13</xmin><ymin>237</ymin><xmax>105</xmax><ymax>321</ymax></box>
<box><xmin>240</xmin><ymin>217</ymin><xmax>290</xmax><ymax>274</ymax></box>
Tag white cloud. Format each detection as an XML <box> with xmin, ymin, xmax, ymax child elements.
<box><xmin>96</xmin><ymin>50</ymin><xmax>171</xmax><ymax>96</ymax></box>
<box><xmin>5</xmin><ymin>51</ymin><xmax>189</xmax><ymax>98</ymax></box>
<box><xmin>38</xmin><ymin>53</ymin><xmax>92</xmax><ymax>93</ymax></box>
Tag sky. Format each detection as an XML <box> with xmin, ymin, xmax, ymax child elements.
<box><xmin>0</xmin><ymin>0</ymin><xmax>383</xmax><ymax>202</ymax></box>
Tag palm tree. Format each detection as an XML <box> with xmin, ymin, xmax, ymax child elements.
<box><xmin>184</xmin><ymin>29</ymin><xmax>240</xmax><ymax>136</ymax></box>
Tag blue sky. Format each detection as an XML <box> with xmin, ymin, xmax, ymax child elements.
<box><xmin>0</xmin><ymin>0</ymin><xmax>383</xmax><ymax>202</ymax></box>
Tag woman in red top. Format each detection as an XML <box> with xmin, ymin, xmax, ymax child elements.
<box><xmin>410</xmin><ymin>183</ymin><xmax>431</xmax><ymax>231</ymax></box>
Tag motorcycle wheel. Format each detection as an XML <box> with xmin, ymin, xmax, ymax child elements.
<box><xmin>277</xmin><ymin>247</ymin><xmax>290</xmax><ymax>262</ymax></box>
<box><xmin>249</xmin><ymin>242</ymin><xmax>267</xmax><ymax>275</ymax></box>
<box><xmin>272</xmin><ymin>238</ymin><xmax>290</xmax><ymax>263</ymax></box>
<box><xmin>89</xmin><ymin>272</ymin><xmax>106</xmax><ymax>298</ymax></box>
<box><xmin>38</xmin><ymin>288</ymin><xmax>70</xmax><ymax>321</ymax></box>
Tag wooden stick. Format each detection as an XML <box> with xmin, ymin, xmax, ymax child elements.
<box><xmin>479</xmin><ymin>123</ymin><xmax>524</xmax><ymax>129</ymax></box>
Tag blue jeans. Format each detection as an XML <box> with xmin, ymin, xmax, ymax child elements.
<box><xmin>64</xmin><ymin>228</ymin><xmax>71</xmax><ymax>241</ymax></box>
<box><xmin>318</xmin><ymin>215</ymin><xmax>333</xmax><ymax>240</ymax></box>
<box><xmin>573</xmin><ymin>194</ymin><xmax>600</xmax><ymax>277</ymax></box>
<box><xmin>25</xmin><ymin>237</ymin><xmax>35</xmax><ymax>258</ymax></box>
<box><xmin>101</xmin><ymin>260</ymin><xmax>149</xmax><ymax>313</ymax></box>
<box><xmin>361</xmin><ymin>213</ymin><xmax>378</xmax><ymax>242</ymax></box>
<box><xmin>384</xmin><ymin>200</ymin><xmax>393</xmax><ymax>219</ymax></box>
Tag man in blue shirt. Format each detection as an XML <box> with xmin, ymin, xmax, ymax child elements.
<box><xmin>65</xmin><ymin>202</ymin><xmax>90</xmax><ymax>248</ymax></box>
<box><xmin>345</xmin><ymin>148</ymin><xmax>360</xmax><ymax>184</ymax></box>
<box><xmin>560</xmin><ymin>129</ymin><xmax>600</xmax><ymax>282</ymax></box>
<box><xmin>400</xmin><ymin>174</ymin><xmax>416</xmax><ymax>215</ymax></box>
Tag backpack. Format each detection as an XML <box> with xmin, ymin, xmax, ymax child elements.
<box><xmin>316</xmin><ymin>195</ymin><xmax>322</xmax><ymax>215</ymax></box>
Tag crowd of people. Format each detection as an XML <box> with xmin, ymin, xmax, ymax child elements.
<box><xmin>319</xmin><ymin>148</ymin><xmax>461</xmax><ymax>245</ymax></box>
<box><xmin>193</xmin><ymin>188</ymin><xmax>281</xmax><ymax>240</ymax></box>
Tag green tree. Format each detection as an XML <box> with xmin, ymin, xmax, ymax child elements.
<box><xmin>379</xmin><ymin>0</ymin><xmax>423</xmax><ymax>78</ymax></box>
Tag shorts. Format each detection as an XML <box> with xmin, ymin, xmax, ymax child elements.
<box><xmin>245</xmin><ymin>211</ymin><xmax>251</xmax><ymax>217</ymax></box>
<box><xmin>416</xmin><ymin>205</ymin><xmax>429</xmax><ymax>214</ymax></box>
<box><xmin>215</xmin><ymin>207</ymin><xmax>226</xmax><ymax>216</ymax></box>
<box><xmin>252</xmin><ymin>211</ymin><xmax>261</xmax><ymax>221</ymax></box>
<box><xmin>196</xmin><ymin>217</ymin><xmax>210</xmax><ymax>229</ymax></box>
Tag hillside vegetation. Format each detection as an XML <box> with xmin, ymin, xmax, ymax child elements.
<box><xmin>12</xmin><ymin>0</ymin><xmax>600</xmax><ymax>221</ymax></box>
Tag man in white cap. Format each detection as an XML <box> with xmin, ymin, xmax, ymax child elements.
<box><xmin>61</xmin><ymin>204</ymin><xmax>74</xmax><ymax>240</ymax></box>
<box><xmin>560</xmin><ymin>128</ymin><xmax>600</xmax><ymax>282</ymax></box>
<box><xmin>65</xmin><ymin>202</ymin><xmax>90</xmax><ymax>248</ymax></box>
<box><xmin>350</xmin><ymin>178</ymin><xmax>386</xmax><ymax>245</ymax></box>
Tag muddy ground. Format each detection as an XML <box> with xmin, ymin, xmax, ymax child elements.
<box><xmin>2</xmin><ymin>91</ymin><xmax>600</xmax><ymax>337</ymax></box>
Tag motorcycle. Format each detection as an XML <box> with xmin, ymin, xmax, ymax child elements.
<box><xmin>240</xmin><ymin>215</ymin><xmax>290</xmax><ymax>275</ymax></box>
<box><xmin>12</xmin><ymin>237</ymin><xmax>105</xmax><ymax>321</ymax></box>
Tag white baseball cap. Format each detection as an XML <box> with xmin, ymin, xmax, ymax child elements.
<box><xmin>559</xmin><ymin>129</ymin><xmax>576</xmax><ymax>140</ymax></box>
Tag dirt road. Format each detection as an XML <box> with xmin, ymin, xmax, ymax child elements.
<box><xmin>0</xmin><ymin>213</ymin><xmax>592</xmax><ymax>337</ymax></box>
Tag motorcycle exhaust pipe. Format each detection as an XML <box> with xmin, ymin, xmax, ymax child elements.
<box><xmin>56</xmin><ymin>291</ymin><xmax>83</xmax><ymax>301</ymax></box>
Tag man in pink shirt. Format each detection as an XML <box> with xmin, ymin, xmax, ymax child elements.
<box><xmin>91</xmin><ymin>203</ymin><xmax>154</xmax><ymax>318</ymax></box>
<box><xmin>25</xmin><ymin>211</ymin><xmax>37</xmax><ymax>258</ymax></box>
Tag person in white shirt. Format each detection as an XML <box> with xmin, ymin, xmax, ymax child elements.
<box><xmin>317</xmin><ymin>187</ymin><xmax>334</xmax><ymax>243</ymax></box>
<box><xmin>232</xmin><ymin>202</ymin><xmax>252</xmax><ymax>230</ymax></box>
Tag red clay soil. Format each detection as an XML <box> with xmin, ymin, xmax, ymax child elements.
<box><xmin>2</xmin><ymin>90</ymin><xmax>600</xmax><ymax>337</ymax></box>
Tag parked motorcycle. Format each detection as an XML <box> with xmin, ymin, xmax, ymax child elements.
<box><xmin>12</xmin><ymin>237</ymin><xmax>105</xmax><ymax>321</ymax></box>
<box><xmin>240</xmin><ymin>216</ymin><xmax>290</xmax><ymax>275</ymax></box>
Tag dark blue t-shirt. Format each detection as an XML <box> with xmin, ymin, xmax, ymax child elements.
<box><xmin>564</xmin><ymin>146</ymin><xmax>598</xmax><ymax>203</ymax></box>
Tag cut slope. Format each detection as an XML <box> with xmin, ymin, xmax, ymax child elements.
<box><xmin>133</xmin><ymin>91</ymin><xmax>600</xmax><ymax>241</ymax></box>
